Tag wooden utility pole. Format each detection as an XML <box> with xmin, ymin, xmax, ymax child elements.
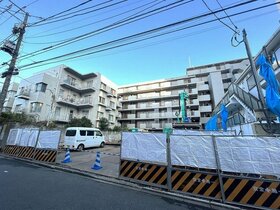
<box><xmin>0</xmin><ymin>13</ymin><xmax>29</xmax><ymax>115</ymax></box>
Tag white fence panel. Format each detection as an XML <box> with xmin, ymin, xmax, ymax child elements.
<box><xmin>37</xmin><ymin>130</ymin><xmax>61</xmax><ymax>149</ymax></box>
<box><xmin>121</xmin><ymin>132</ymin><xmax>167</xmax><ymax>164</ymax></box>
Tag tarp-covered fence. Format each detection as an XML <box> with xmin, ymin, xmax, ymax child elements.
<box><xmin>120</xmin><ymin>131</ymin><xmax>280</xmax><ymax>210</ymax></box>
<box><xmin>3</xmin><ymin>128</ymin><xmax>61</xmax><ymax>163</ymax></box>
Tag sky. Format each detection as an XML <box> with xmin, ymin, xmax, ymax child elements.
<box><xmin>0</xmin><ymin>0</ymin><xmax>280</xmax><ymax>86</ymax></box>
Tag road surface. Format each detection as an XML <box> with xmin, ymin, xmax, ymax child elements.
<box><xmin>0</xmin><ymin>157</ymin><xmax>216</xmax><ymax>210</ymax></box>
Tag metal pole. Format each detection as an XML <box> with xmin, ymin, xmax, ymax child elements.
<box><xmin>211</xmin><ymin>135</ymin><xmax>226</xmax><ymax>203</ymax></box>
<box><xmin>242</xmin><ymin>29</ymin><xmax>270</xmax><ymax>125</ymax></box>
<box><xmin>0</xmin><ymin>13</ymin><xmax>29</xmax><ymax>115</ymax></box>
<box><xmin>166</xmin><ymin>132</ymin><xmax>172</xmax><ymax>191</ymax></box>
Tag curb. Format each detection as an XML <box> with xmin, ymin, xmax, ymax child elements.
<box><xmin>0</xmin><ymin>154</ymin><xmax>244</xmax><ymax>210</ymax></box>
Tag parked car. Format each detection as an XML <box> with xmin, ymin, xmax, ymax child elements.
<box><xmin>63</xmin><ymin>127</ymin><xmax>105</xmax><ymax>151</ymax></box>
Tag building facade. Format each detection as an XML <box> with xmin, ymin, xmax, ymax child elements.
<box><xmin>118</xmin><ymin>57</ymin><xmax>249</xmax><ymax>131</ymax></box>
<box><xmin>12</xmin><ymin>65</ymin><xmax>120</xmax><ymax>128</ymax></box>
<box><xmin>211</xmin><ymin>28</ymin><xmax>280</xmax><ymax>135</ymax></box>
<box><xmin>2</xmin><ymin>82</ymin><xmax>18</xmax><ymax>113</ymax></box>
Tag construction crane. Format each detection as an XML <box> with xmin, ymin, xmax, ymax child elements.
<box><xmin>175</xmin><ymin>90</ymin><xmax>189</xmax><ymax>123</ymax></box>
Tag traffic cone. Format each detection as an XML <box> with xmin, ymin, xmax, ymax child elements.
<box><xmin>91</xmin><ymin>152</ymin><xmax>102</xmax><ymax>170</ymax></box>
<box><xmin>61</xmin><ymin>149</ymin><xmax>72</xmax><ymax>163</ymax></box>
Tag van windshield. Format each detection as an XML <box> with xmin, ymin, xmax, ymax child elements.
<box><xmin>66</xmin><ymin>130</ymin><xmax>76</xmax><ymax>136</ymax></box>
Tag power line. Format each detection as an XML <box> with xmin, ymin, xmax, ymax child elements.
<box><xmin>26</xmin><ymin>0</ymin><xmax>164</xmax><ymax>39</ymax></box>
<box><xmin>19</xmin><ymin>0</ymin><xmax>255</xmax><ymax>61</ymax></box>
<box><xmin>19</xmin><ymin>0</ymin><xmax>199</xmax><ymax>58</ymax></box>
<box><xmin>18</xmin><ymin>1</ymin><xmax>279</xmax><ymax>71</ymax></box>
<box><xmin>201</xmin><ymin>0</ymin><xmax>237</xmax><ymax>33</ymax></box>
<box><xmin>215</xmin><ymin>0</ymin><xmax>238</xmax><ymax>30</ymax></box>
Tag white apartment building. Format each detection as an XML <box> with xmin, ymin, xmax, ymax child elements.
<box><xmin>118</xmin><ymin>57</ymin><xmax>249</xmax><ymax>131</ymax></box>
<box><xmin>2</xmin><ymin>82</ymin><xmax>18</xmax><ymax>113</ymax></box>
<box><xmin>12</xmin><ymin>65</ymin><xmax>119</xmax><ymax>128</ymax></box>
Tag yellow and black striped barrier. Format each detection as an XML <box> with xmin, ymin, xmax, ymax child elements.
<box><xmin>3</xmin><ymin>145</ymin><xmax>57</xmax><ymax>163</ymax></box>
<box><xmin>120</xmin><ymin>160</ymin><xmax>167</xmax><ymax>188</ymax></box>
<box><xmin>33</xmin><ymin>149</ymin><xmax>57</xmax><ymax>163</ymax></box>
<box><xmin>171</xmin><ymin>169</ymin><xmax>221</xmax><ymax>200</ymax></box>
<box><xmin>223</xmin><ymin>177</ymin><xmax>280</xmax><ymax>209</ymax></box>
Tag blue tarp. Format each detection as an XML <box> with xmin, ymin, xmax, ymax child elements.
<box><xmin>220</xmin><ymin>104</ymin><xmax>228</xmax><ymax>131</ymax></box>
<box><xmin>205</xmin><ymin>115</ymin><xmax>218</xmax><ymax>131</ymax></box>
<box><xmin>257</xmin><ymin>54</ymin><xmax>280</xmax><ymax>117</ymax></box>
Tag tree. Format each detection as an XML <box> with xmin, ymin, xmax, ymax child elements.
<box><xmin>67</xmin><ymin>116</ymin><xmax>92</xmax><ymax>127</ymax></box>
<box><xmin>98</xmin><ymin>117</ymin><xmax>109</xmax><ymax>131</ymax></box>
<box><xmin>112</xmin><ymin>125</ymin><xmax>122</xmax><ymax>132</ymax></box>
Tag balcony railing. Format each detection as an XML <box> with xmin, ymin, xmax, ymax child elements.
<box><xmin>17</xmin><ymin>89</ymin><xmax>31</xmax><ymax>99</ymax></box>
<box><xmin>60</xmin><ymin>79</ymin><xmax>95</xmax><ymax>94</ymax></box>
<box><xmin>56</xmin><ymin>96</ymin><xmax>93</xmax><ymax>108</ymax></box>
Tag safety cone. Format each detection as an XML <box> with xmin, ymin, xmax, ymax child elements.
<box><xmin>61</xmin><ymin>149</ymin><xmax>72</xmax><ymax>163</ymax></box>
<box><xmin>91</xmin><ymin>152</ymin><xmax>102</xmax><ymax>170</ymax></box>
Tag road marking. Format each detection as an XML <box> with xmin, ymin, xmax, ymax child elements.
<box><xmin>4</xmin><ymin>171</ymin><xmax>8</xmax><ymax>173</ymax></box>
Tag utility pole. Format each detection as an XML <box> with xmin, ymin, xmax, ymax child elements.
<box><xmin>0</xmin><ymin>12</ymin><xmax>29</xmax><ymax>115</ymax></box>
<box><xmin>242</xmin><ymin>29</ymin><xmax>270</xmax><ymax>125</ymax></box>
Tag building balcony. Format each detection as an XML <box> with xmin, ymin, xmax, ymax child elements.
<box><xmin>200</xmin><ymin>105</ymin><xmax>212</xmax><ymax>112</ymax></box>
<box><xmin>188</xmin><ymin>99</ymin><xmax>199</xmax><ymax>106</ymax></box>
<box><xmin>188</xmin><ymin>89</ymin><xmax>198</xmax><ymax>95</ymax></box>
<box><xmin>105</xmin><ymin>106</ymin><xmax>113</xmax><ymax>111</ymax></box>
<box><xmin>120</xmin><ymin>94</ymin><xmax>179</xmax><ymax>102</ymax></box>
<box><xmin>4</xmin><ymin>97</ymin><xmax>14</xmax><ymax>108</ymax></box>
<box><xmin>188</xmin><ymin>110</ymin><xmax>200</xmax><ymax>117</ymax></box>
<box><xmin>198</xmin><ymin>95</ymin><xmax>211</xmax><ymax>101</ymax></box>
<box><xmin>17</xmin><ymin>89</ymin><xmax>31</xmax><ymax>100</ymax></box>
<box><xmin>197</xmin><ymin>84</ymin><xmax>209</xmax><ymax>91</ymax></box>
<box><xmin>56</xmin><ymin>97</ymin><xmax>93</xmax><ymax>108</ymax></box>
<box><xmin>60</xmin><ymin>79</ymin><xmax>96</xmax><ymax>94</ymax></box>
<box><xmin>107</xmin><ymin>92</ymin><xmax>114</xmax><ymax>97</ymax></box>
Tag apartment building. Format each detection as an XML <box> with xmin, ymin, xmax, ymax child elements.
<box><xmin>12</xmin><ymin>65</ymin><xmax>119</xmax><ymax>128</ymax></box>
<box><xmin>2</xmin><ymin>82</ymin><xmax>18</xmax><ymax>113</ymax></box>
<box><xmin>118</xmin><ymin>57</ymin><xmax>249</xmax><ymax>131</ymax></box>
<box><xmin>212</xmin><ymin>28</ymin><xmax>280</xmax><ymax>135</ymax></box>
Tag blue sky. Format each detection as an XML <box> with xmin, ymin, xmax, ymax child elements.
<box><xmin>0</xmin><ymin>0</ymin><xmax>279</xmax><ymax>85</ymax></box>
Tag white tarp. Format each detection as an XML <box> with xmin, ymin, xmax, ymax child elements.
<box><xmin>37</xmin><ymin>130</ymin><xmax>61</xmax><ymax>149</ymax></box>
<box><xmin>170</xmin><ymin>135</ymin><xmax>217</xmax><ymax>169</ymax></box>
<box><xmin>6</xmin><ymin>129</ymin><xmax>21</xmax><ymax>145</ymax></box>
<box><xmin>6</xmin><ymin>128</ymin><xmax>39</xmax><ymax>146</ymax></box>
<box><xmin>18</xmin><ymin>129</ymin><xmax>39</xmax><ymax>147</ymax></box>
<box><xmin>172</xmin><ymin>129</ymin><xmax>236</xmax><ymax>136</ymax></box>
<box><xmin>121</xmin><ymin>132</ymin><xmax>167</xmax><ymax>164</ymax></box>
<box><xmin>216</xmin><ymin>136</ymin><xmax>280</xmax><ymax>177</ymax></box>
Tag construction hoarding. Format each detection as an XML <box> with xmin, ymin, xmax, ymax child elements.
<box><xmin>120</xmin><ymin>131</ymin><xmax>280</xmax><ymax>209</ymax></box>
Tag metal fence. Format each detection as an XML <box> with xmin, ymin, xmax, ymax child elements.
<box><xmin>119</xmin><ymin>132</ymin><xmax>280</xmax><ymax>210</ymax></box>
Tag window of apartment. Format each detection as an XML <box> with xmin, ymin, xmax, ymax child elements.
<box><xmin>97</xmin><ymin>111</ymin><xmax>104</xmax><ymax>119</ymax></box>
<box><xmin>99</xmin><ymin>96</ymin><xmax>105</xmax><ymax>104</ymax></box>
<box><xmin>100</xmin><ymin>82</ymin><xmax>106</xmax><ymax>90</ymax></box>
<box><xmin>30</xmin><ymin>102</ymin><xmax>43</xmax><ymax>113</ymax></box>
<box><xmin>111</xmin><ymin>88</ymin><xmax>116</xmax><ymax>95</ymax></box>
<box><xmin>67</xmin><ymin>75</ymin><xmax>76</xmax><ymax>86</ymax></box>
<box><xmin>15</xmin><ymin>104</ymin><xmax>22</xmax><ymax>112</ymax></box>
<box><xmin>35</xmin><ymin>82</ymin><xmax>47</xmax><ymax>93</ymax></box>
<box><xmin>109</xmin><ymin>114</ymin><xmax>114</xmax><ymax>122</ymax></box>
<box><xmin>110</xmin><ymin>101</ymin><xmax>115</xmax><ymax>109</ymax></box>
<box><xmin>86</xmin><ymin>80</ymin><xmax>93</xmax><ymax>88</ymax></box>
<box><xmin>55</xmin><ymin>107</ymin><xmax>61</xmax><ymax>117</ymax></box>
<box><xmin>81</xmin><ymin>110</ymin><xmax>89</xmax><ymax>118</ymax></box>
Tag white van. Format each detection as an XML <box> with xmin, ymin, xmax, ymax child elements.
<box><xmin>63</xmin><ymin>127</ymin><xmax>105</xmax><ymax>151</ymax></box>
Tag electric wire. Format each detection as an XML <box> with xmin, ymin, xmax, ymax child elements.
<box><xmin>19</xmin><ymin>0</ymin><xmax>255</xmax><ymax>61</ymax></box>
<box><xmin>26</xmin><ymin>0</ymin><xmax>164</xmax><ymax>39</ymax></box>
<box><xmin>18</xmin><ymin>1</ymin><xmax>280</xmax><ymax>71</ymax></box>
<box><xmin>19</xmin><ymin>0</ymin><xmax>195</xmax><ymax>58</ymax></box>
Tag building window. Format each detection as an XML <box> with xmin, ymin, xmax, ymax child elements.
<box><xmin>30</xmin><ymin>102</ymin><xmax>43</xmax><ymax>113</ymax></box>
<box><xmin>109</xmin><ymin>114</ymin><xmax>114</xmax><ymax>122</ymax></box>
<box><xmin>15</xmin><ymin>104</ymin><xmax>23</xmax><ymax>112</ymax></box>
<box><xmin>111</xmin><ymin>88</ymin><xmax>116</xmax><ymax>95</ymax></box>
<box><xmin>110</xmin><ymin>101</ymin><xmax>115</xmax><ymax>109</ymax></box>
<box><xmin>97</xmin><ymin>111</ymin><xmax>104</xmax><ymax>119</ymax></box>
<box><xmin>81</xmin><ymin>110</ymin><xmax>89</xmax><ymax>118</ymax></box>
<box><xmin>100</xmin><ymin>82</ymin><xmax>106</xmax><ymax>90</ymax></box>
<box><xmin>55</xmin><ymin>107</ymin><xmax>61</xmax><ymax>117</ymax></box>
<box><xmin>99</xmin><ymin>96</ymin><xmax>105</xmax><ymax>104</ymax></box>
<box><xmin>35</xmin><ymin>83</ymin><xmax>47</xmax><ymax>92</ymax></box>
<box><xmin>86</xmin><ymin>80</ymin><xmax>93</xmax><ymax>88</ymax></box>
<box><xmin>67</xmin><ymin>75</ymin><xmax>76</xmax><ymax>86</ymax></box>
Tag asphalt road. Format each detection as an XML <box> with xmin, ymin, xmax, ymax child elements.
<box><xmin>0</xmin><ymin>157</ymin><xmax>216</xmax><ymax>210</ymax></box>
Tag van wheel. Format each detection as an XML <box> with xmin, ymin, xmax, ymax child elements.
<box><xmin>100</xmin><ymin>142</ymin><xmax>105</xmax><ymax>148</ymax></box>
<box><xmin>77</xmin><ymin>144</ymin><xmax>84</xmax><ymax>151</ymax></box>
